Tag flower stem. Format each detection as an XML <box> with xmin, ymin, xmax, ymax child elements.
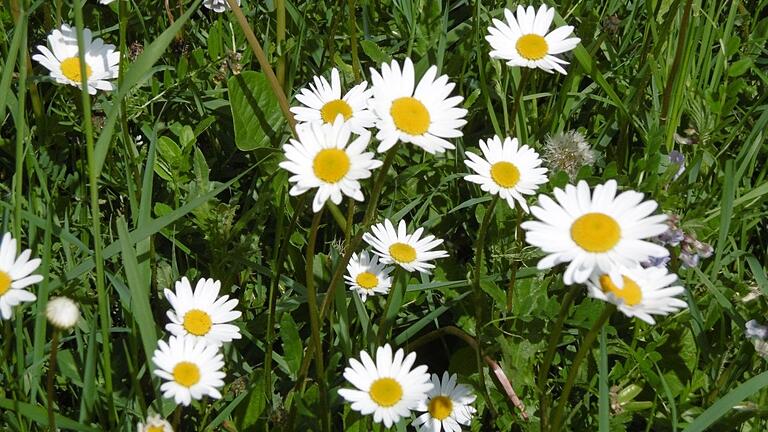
<box><xmin>538</xmin><ymin>280</ymin><xmax>577</xmax><ymax>431</ymax></box>
<box><xmin>378</xmin><ymin>269</ymin><xmax>406</xmax><ymax>344</ymax></box>
<box><xmin>549</xmin><ymin>303</ymin><xmax>615</xmax><ymax>431</ymax></box>
<box><xmin>73</xmin><ymin>1</ymin><xmax>115</xmax><ymax>424</ymax></box>
<box><xmin>305</xmin><ymin>209</ymin><xmax>329</xmax><ymax>432</ymax></box>
<box><xmin>46</xmin><ymin>330</ymin><xmax>60</xmax><ymax>432</ymax></box>
<box><xmin>275</xmin><ymin>0</ymin><xmax>286</xmax><ymax>86</ymax></box>
<box><xmin>172</xmin><ymin>405</ymin><xmax>182</xmax><ymax>430</ymax></box>
<box><xmin>470</xmin><ymin>195</ymin><xmax>499</xmax><ymax>416</ymax></box>
<box><xmin>506</xmin><ymin>206</ymin><xmax>525</xmax><ymax>311</ymax></box>
<box><xmin>346</xmin><ymin>0</ymin><xmax>361</xmax><ymax>81</ymax></box>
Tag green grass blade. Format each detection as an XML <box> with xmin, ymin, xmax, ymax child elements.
<box><xmin>682</xmin><ymin>371</ymin><xmax>768</xmax><ymax>432</ymax></box>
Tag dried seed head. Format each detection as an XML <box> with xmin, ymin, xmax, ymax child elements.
<box><xmin>543</xmin><ymin>130</ymin><xmax>596</xmax><ymax>178</ymax></box>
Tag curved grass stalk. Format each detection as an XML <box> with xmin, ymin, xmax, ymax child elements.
<box><xmin>305</xmin><ymin>209</ymin><xmax>329</xmax><ymax>432</ymax></box>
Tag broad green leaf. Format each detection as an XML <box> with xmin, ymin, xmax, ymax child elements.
<box><xmin>280</xmin><ymin>313</ymin><xmax>303</xmax><ymax>378</ymax></box>
<box><xmin>228</xmin><ymin>71</ymin><xmax>285</xmax><ymax>151</ymax></box>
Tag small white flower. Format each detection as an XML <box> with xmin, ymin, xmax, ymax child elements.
<box><xmin>152</xmin><ymin>335</ymin><xmax>226</xmax><ymax>406</ymax></box>
<box><xmin>338</xmin><ymin>344</ymin><xmax>433</xmax><ymax>428</ymax></box>
<box><xmin>368</xmin><ymin>57</ymin><xmax>467</xmax><ymax>154</ymax></box>
<box><xmin>0</xmin><ymin>232</ymin><xmax>42</xmax><ymax>320</ymax></box>
<box><xmin>464</xmin><ymin>135</ymin><xmax>548</xmax><ymax>212</ymax></box>
<box><xmin>586</xmin><ymin>265</ymin><xmax>687</xmax><ymax>324</ymax></box>
<box><xmin>32</xmin><ymin>24</ymin><xmax>120</xmax><ymax>94</ymax></box>
<box><xmin>486</xmin><ymin>5</ymin><xmax>581</xmax><ymax>74</ymax></box>
<box><xmin>746</xmin><ymin>320</ymin><xmax>768</xmax><ymax>341</ymax></box>
<box><xmin>344</xmin><ymin>251</ymin><xmax>393</xmax><ymax>301</ymax></box>
<box><xmin>363</xmin><ymin>219</ymin><xmax>449</xmax><ymax>274</ymax></box>
<box><xmin>279</xmin><ymin>118</ymin><xmax>382</xmax><ymax>212</ymax></box>
<box><xmin>46</xmin><ymin>297</ymin><xmax>80</xmax><ymax>330</ymax></box>
<box><xmin>203</xmin><ymin>0</ymin><xmax>240</xmax><ymax>13</ymax></box>
<box><xmin>137</xmin><ymin>414</ymin><xmax>173</xmax><ymax>432</ymax></box>
<box><xmin>521</xmin><ymin>180</ymin><xmax>669</xmax><ymax>285</ymax></box>
<box><xmin>413</xmin><ymin>372</ymin><xmax>477</xmax><ymax>432</ymax></box>
<box><xmin>99</xmin><ymin>0</ymin><xmax>117</xmax><ymax>4</ymax></box>
<box><xmin>164</xmin><ymin>277</ymin><xmax>242</xmax><ymax>347</ymax></box>
<box><xmin>291</xmin><ymin>68</ymin><xmax>376</xmax><ymax>135</ymax></box>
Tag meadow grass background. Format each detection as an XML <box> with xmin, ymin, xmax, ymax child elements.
<box><xmin>1</xmin><ymin>0</ymin><xmax>768</xmax><ymax>430</ymax></box>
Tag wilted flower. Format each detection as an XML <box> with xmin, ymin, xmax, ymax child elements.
<box><xmin>746</xmin><ymin>320</ymin><xmax>768</xmax><ymax>340</ymax></box>
<box><xmin>542</xmin><ymin>130</ymin><xmax>595</xmax><ymax>178</ymax></box>
<box><xmin>669</xmin><ymin>150</ymin><xmax>685</xmax><ymax>180</ymax></box>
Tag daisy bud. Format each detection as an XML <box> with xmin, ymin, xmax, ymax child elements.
<box><xmin>46</xmin><ymin>297</ymin><xmax>80</xmax><ymax>331</ymax></box>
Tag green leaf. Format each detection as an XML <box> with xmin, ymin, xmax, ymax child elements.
<box><xmin>682</xmin><ymin>371</ymin><xmax>768</xmax><ymax>432</ymax></box>
<box><xmin>228</xmin><ymin>71</ymin><xmax>285</xmax><ymax>151</ymax></box>
<box><xmin>360</xmin><ymin>40</ymin><xmax>390</xmax><ymax>64</ymax></box>
<box><xmin>727</xmin><ymin>58</ymin><xmax>752</xmax><ymax>77</ymax></box>
<box><xmin>280</xmin><ymin>313</ymin><xmax>303</xmax><ymax>379</ymax></box>
<box><xmin>0</xmin><ymin>398</ymin><xmax>99</xmax><ymax>431</ymax></box>
<box><xmin>237</xmin><ymin>371</ymin><xmax>267</xmax><ymax>431</ymax></box>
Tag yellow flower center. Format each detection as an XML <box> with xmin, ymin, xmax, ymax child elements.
<box><xmin>60</xmin><ymin>57</ymin><xmax>92</xmax><ymax>82</ymax></box>
<box><xmin>570</xmin><ymin>213</ymin><xmax>621</xmax><ymax>252</ymax></box>
<box><xmin>389</xmin><ymin>242</ymin><xmax>417</xmax><ymax>263</ymax></box>
<box><xmin>320</xmin><ymin>99</ymin><xmax>353</xmax><ymax>124</ymax></box>
<box><xmin>0</xmin><ymin>271</ymin><xmax>11</xmax><ymax>296</ymax></box>
<box><xmin>172</xmin><ymin>361</ymin><xmax>201</xmax><ymax>387</ymax></box>
<box><xmin>516</xmin><ymin>34</ymin><xmax>549</xmax><ymax>60</ymax></box>
<box><xmin>369</xmin><ymin>377</ymin><xmax>403</xmax><ymax>407</ymax></box>
<box><xmin>390</xmin><ymin>97</ymin><xmax>431</xmax><ymax>135</ymax></box>
<box><xmin>313</xmin><ymin>148</ymin><xmax>350</xmax><ymax>183</ymax></box>
<box><xmin>355</xmin><ymin>272</ymin><xmax>379</xmax><ymax>290</ymax></box>
<box><xmin>599</xmin><ymin>274</ymin><xmax>643</xmax><ymax>306</ymax></box>
<box><xmin>428</xmin><ymin>395</ymin><xmax>454</xmax><ymax>421</ymax></box>
<box><xmin>490</xmin><ymin>161</ymin><xmax>521</xmax><ymax>188</ymax></box>
<box><xmin>183</xmin><ymin>309</ymin><xmax>212</xmax><ymax>336</ymax></box>
<box><xmin>147</xmin><ymin>426</ymin><xmax>165</xmax><ymax>432</ymax></box>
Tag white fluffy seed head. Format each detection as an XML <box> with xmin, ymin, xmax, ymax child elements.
<box><xmin>46</xmin><ymin>297</ymin><xmax>80</xmax><ymax>330</ymax></box>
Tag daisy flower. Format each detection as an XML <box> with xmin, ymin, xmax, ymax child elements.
<box><xmin>486</xmin><ymin>5</ymin><xmax>581</xmax><ymax>74</ymax></box>
<box><xmin>32</xmin><ymin>24</ymin><xmax>119</xmax><ymax>94</ymax></box>
<box><xmin>363</xmin><ymin>219</ymin><xmax>449</xmax><ymax>274</ymax></box>
<box><xmin>279</xmin><ymin>118</ymin><xmax>382</xmax><ymax>212</ymax></box>
<box><xmin>291</xmin><ymin>68</ymin><xmax>376</xmax><ymax>135</ymax></box>
<box><xmin>521</xmin><ymin>180</ymin><xmax>669</xmax><ymax>285</ymax></box>
<box><xmin>0</xmin><ymin>232</ymin><xmax>42</xmax><ymax>320</ymax></box>
<box><xmin>137</xmin><ymin>414</ymin><xmax>173</xmax><ymax>432</ymax></box>
<box><xmin>344</xmin><ymin>251</ymin><xmax>393</xmax><ymax>301</ymax></box>
<box><xmin>586</xmin><ymin>264</ymin><xmax>687</xmax><ymax>324</ymax></box>
<box><xmin>413</xmin><ymin>372</ymin><xmax>477</xmax><ymax>432</ymax></box>
<box><xmin>338</xmin><ymin>344</ymin><xmax>433</xmax><ymax>428</ymax></box>
<box><xmin>464</xmin><ymin>135</ymin><xmax>548</xmax><ymax>212</ymax></box>
<box><xmin>152</xmin><ymin>335</ymin><xmax>226</xmax><ymax>406</ymax></box>
<box><xmin>204</xmin><ymin>0</ymin><xmax>240</xmax><ymax>13</ymax></box>
<box><xmin>369</xmin><ymin>57</ymin><xmax>467</xmax><ymax>154</ymax></box>
<box><xmin>164</xmin><ymin>277</ymin><xmax>242</xmax><ymax>347</ymax></box>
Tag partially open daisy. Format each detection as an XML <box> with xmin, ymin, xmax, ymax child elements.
<box><xmin>137</xmin><ymin>414</ymin><xmax>173</xmax><ymax>432</ymax></box>
<box><xmin>32</xmin><ymin>24</ymin><xmax>119</xmax><ymax>94</ymax></box>
<box><xmin>413</xmin><ymin>372</ymin><xmax>477</xmax><ymax>432</ymax></box>
<box><xmin>203</xmin><ymin>0</ymin><xmax>240</xmax><ymax>13</ymax></box>
<box><xmin>279</xmin><ymin>118</ymin><xmax>382</xmax><ymax>212</ymax></box>
<box><xmin>0</xmin><ymin>232</ymin><xmax>42</xmax><ymax>320</ymax></box>
<box><xmin>338</xmin><ymin>344</ymin><xmax>433</xmax><ymax>428</ymax></box>
<box><xmin>363</xmin><ymin>219</ymin><xmax>449</xmax><ymax>274</ymax></box>
<box><xmin>521</xmin><ymin>180</ymin><xmax>669</xmax><ymax>285</ymax></box>
<box><xmin>486</xmin><ymin>5</ymin><xmax>581</xmax><ymax>74</ymax></box>
<box><xmin>344</xmin><ymin>251</ymin><xmax>393</xmax><ymax>301</ymax></box>
<box><xmin>152</xmin><ymin>335</ymin><xmax>226</xmax><ymax>406</ymax></box>
<box><xmin>586</xmin><ymin>264</ymin><xmax>687</xmax><ymax>324</ymax></box>
<box><xmin>291</xmin><ymin>68</ymin><xmax>375</xmax><ymax>135</ymax></box>
<box><xmin>369</xmin><ymin>58</ymin><xmax>467</xmax><ymax>154</ymax></box>
<box><xmin>164</xmin><ymin>277</ymin><xmax>242</xmax><ymax>347</ymax></box>
<box><xmin>464</xmin><ymin>135</ymin><xmax>548</xmax><ymax>212</ymax></box>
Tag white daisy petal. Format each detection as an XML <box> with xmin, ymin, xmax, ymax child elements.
<box><xmin>0</xmin><ymin>233</ymin><xmax>43</xmax><ymax>320</ymax></box>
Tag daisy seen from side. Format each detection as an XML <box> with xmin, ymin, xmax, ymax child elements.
<box><xmin>464</xmin><ymin>135</ymin><xmax>548</xmax><ymax>212</ymax></box>
<box><xmin>164</xmin><ymin>277</ymin><xmax>242</xmax><ymax>347</ymax></box>
<box><xmin>344</xmin><ymin>251</ymin><xmax>393</xmax><ymax>301</ymax></box>
<box><xmin>137</xmin><ymin>414</ymin><xmax>173</xmax><ymax>432</ymax></box>
<box><xmin>0</xmin><ymin>232</ymin><xmax>42</xmax><ymax>320</ymax></box>
<box><xmin>279</xmin><ymin>118</ymin><xmax>382</xmax><ymax>212</ymax></box>
<box><xmin>338</xmin><ymin>344</ymin><xmax>433</xmax><ymax>428</ymax></box>
<box><xmin>363</xmin><ymin>219</ymin><xmax>449</xmax><ymax>274</ymax></box>
<box><xmin>413</xmin><ymin>372</ymin><xmax>477</xmax><ymax>432</ymax></box>
<box><xmin>32</xmin><ymin>24</ymin><xmax>119</xmax><ymax>94</ymax></box>
<box><xmin>521</xmin><ymin>180</ymin><xmax>670</xmax><ymax>285</ymax></box>
<box><xmin>291</xmin><ymin>68</ymin><xmax>376</xmax><ymax>135</ymax></box>
<box><xmin>486</xmin><ymin>5</ymin><xmax>581</xmax><ymax>74</ymax></box>
<box><xmin>586</xmin><ymin>264</ymin><xmax>687</xmax><ymax>325</ymax></box>
<box><xmin>369</xmin><ymin>57</ymin><xmax>467</xmax><ymax>154</ymax></box>
<box><xmin>203</xmin><ymin>0</ymin><xmax>240</xmax><ymax>13</ymax></box>
<box><xmin>152</xmin><ymin>335</ymin><xmax>226</xmax><ymax>406</ymax></box>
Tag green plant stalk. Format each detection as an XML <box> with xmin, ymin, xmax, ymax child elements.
<box><xmin>12</xmin><ymin>1</ymin><xmax>27</xmax><ymax>243</ymax></box>
<box><xmin>470</xmin><ymin>195</ymin><xmax>499</xmax><ymax>416</ymax></box>
<box><xmin>46</xmin><ymin>330</ymin><xmax>60</xmax><ymax>432</ymax></box>
<box><xmin>346</xmin><ymin>0</ymin><xmax>361</xmax><ymax>80</ymax></box>
<box><xmin>73</xmin><ymin>1</ymin><xmax>116</xmax><ymax>424</ymax></box>
<box><xmin>508</xmin><ymin>68</ymin><xmax>529</xmax><ymax>136</ymax></box>
<box><xmin>377</xmin><ymin>269</ymin><xmax>406</xmax><ymax>344</ymax></box>
<box><xmin>660</xmin><ymin>0</ymin><xmax>693</xmax><ymax>122</ymax></box>
<box><xmin>226</xmin><ymin>0</ymin><xmax>296</xmax><ymax>133</ymax></box>
<box><xmin>538</xmin><ymin>281</ymin><xmax>579</xmax><ymax>431</ymax></box>
<box><xmin>550</xmin><ymin>303</ymin><xmax>615</xmax><ymax>431</ymax></box>
<box><xmin>506</xmin><ymin>206</ymin><xmax>524</xmax><ymax>311</ymax></box>
<box><xmin>276</xmin><ymin>0</ymin><xmax>286</xmax><ymax>86</ymax></box>
<box><xmin>305</xmin><ymin>209</ymin><xmax>330</xmax><ymax>432</ymax></box>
